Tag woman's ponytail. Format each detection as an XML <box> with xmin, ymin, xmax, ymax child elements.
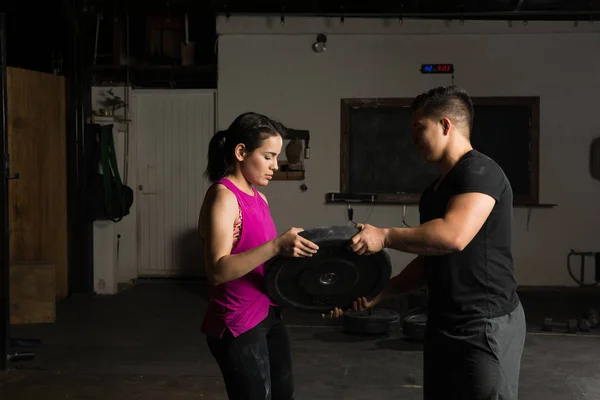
<box><xmin>204</xmin><ymin>129</ymin><xmax>231</xmax><ymax>183</ymax></box>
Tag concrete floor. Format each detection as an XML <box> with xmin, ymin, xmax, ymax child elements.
<box><xmin>1</xmin><ymin>281</ymin><xmax>600</xmax><ymax>399</ymax></box>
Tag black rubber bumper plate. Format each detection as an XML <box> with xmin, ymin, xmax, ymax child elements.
<box><xmin>265</xmin><ymin>225</ymin><xmax>392</xmax><ymax>313</ymax></box>
<box><xmin>402</xmin><ymin>308</ymin><xmax>427</xmax><ymax>341</ymax></box>
<box><xmin>343</xmin><ymin>308</ymin><xmax>401</xmax><ymax>335</ymax></box>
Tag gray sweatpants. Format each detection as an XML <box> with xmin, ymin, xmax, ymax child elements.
<box><xmin>423</xmin><ymin>302</ymin><xmax>527</xmax><ymax>400</ymax></box>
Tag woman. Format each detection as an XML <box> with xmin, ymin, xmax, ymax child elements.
<box><xmin>198</xmin><ymin>112</ymin><xmax>319</xmax><ymax>400</ymax></box>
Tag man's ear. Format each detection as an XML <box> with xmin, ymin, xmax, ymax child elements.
<box><xmin>234</xmin><ymin>143</ymin><xmax>246</xmax><ymax>162</ymax></box>
<box><xmin>441</xmin><ymin>118</ymin><xmax>451</xmax><ymax>135</ymax></box>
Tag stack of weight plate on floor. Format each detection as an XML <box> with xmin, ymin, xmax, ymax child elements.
<box><xmin>265</xmin><ymin>225</ymin><xmax>404</xmax><ymax>335</ymax></box>
<box><xmin>402</xmin><ymin>307</ymin><xmax>427</xmax><ymax>342</ymax></box>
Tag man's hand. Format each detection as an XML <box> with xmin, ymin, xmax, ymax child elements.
<box><xmin>321</xmin><ymin>297</ymin><xmax>374</xmax><ymax>319</ymax></box>
<box><xmin>348</xmin><ymin>223</ymin><xmax>387</xmax><ymax>255</ymax></box>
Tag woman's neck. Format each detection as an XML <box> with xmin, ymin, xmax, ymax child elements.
<box><xmin>225</xmin><ymin>172</ymin><xmax>254</xmax><ymax>196</ymax></box>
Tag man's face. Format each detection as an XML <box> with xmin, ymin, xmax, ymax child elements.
<box><xmin>412</xmin><ymin>111</ymin><xmax>448</xmax><ymax>163</ymax></box>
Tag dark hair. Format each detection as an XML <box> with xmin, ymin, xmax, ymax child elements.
<box><xmin>204</xmin><ymin>112</ymin><xmax>287</xmax><ymax>183</ymax></box>
<box><xmin>411</xmin><ymin>85</ymin><xmax>474</xmax><ymax>135</ymax></box>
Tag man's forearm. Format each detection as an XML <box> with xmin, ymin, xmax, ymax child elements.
<box><xmin>372</xmin><ymin>256</ymin><xmax>426</xmax><ymax>306</ymax></box>
<box><xmin>383</xmin><ymin>219</ymin><xmax>461</xmax><ymax>256</ymax></box>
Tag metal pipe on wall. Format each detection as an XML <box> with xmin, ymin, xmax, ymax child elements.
<box><xmin>123</xmin><ymin>13</ymin><xmax>130</xmax><ymax>185</ymax></box>
<box><xmin>216</xmin><ymin>10</ymin><xmax>600</xmax><ymax>20</ymax></box>
<box><xmin>0</xmin><ymin>11</ymin><xmax>10</xmax><ymax>372</ymax></box>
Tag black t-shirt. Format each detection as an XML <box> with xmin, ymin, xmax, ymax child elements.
<box><xmin>419</xmin><ymin>150</ymin><xmax>519</xmax><ymax>329</ymax></box>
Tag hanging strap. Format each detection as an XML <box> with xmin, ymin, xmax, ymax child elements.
<box><xmin>100</xmin><ymin>124</ymin><xmax>126</xmax><ymax>222</ymax></box>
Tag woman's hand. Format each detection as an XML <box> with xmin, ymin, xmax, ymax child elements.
<box><xmin>275</xmin><ymin>227</ymin><xmax>319</xmax><ymax>257</ymax></box>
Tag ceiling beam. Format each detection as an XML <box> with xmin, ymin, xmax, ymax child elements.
<box><xmin>80</xmin><ymin>0</ymin><xmax>600</xmax><ymax>21</ymax></box>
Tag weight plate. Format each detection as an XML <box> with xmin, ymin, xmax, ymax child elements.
<box><xmin>265</xmin><ymin>225</ymin><xmax>392</xmax><ymax>313</ymax></box>
<box><xmin>342</xmin><ymin>309</ymin><xmax>400</xmax><ymax>335</ymax></box>
<box><xmin>343</xmin><ymin>308</ymin><xmax>400</xmax><ymax>323</ymax></box>
<box><xmin>402</xmin><ymin>309</ymin><xmax>428</xmax><ymax>341</ymax></box>
<box><xmin>407</xmin><ymin>289</ymin><xmax>429</xmax><ymax>310</ymax></box>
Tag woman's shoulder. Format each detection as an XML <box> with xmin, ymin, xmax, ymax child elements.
<box><xmin>204</xmin><ymin>182</ymin><xmax>238</xmax><ymax>207</ymax></box>
<box><xmin>198</xmin><ymin>183</ymin><xmax>239</xmax><ymax>238</ymax></box>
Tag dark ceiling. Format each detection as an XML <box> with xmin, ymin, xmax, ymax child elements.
<box><xmin>5</xmin><ymin>1</ymin><xmax>599</xmax><ymax>89</ymax></box>
<box><xmin>83</xmin><ymin>0</ymin><xmax>600</xmax><ymax>20</ymax></box>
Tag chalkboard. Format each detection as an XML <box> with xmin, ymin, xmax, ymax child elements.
<box><xmin>340</xmin><ymin>97</ymin><xmax>540</xmax><ymax>204</ymax></box>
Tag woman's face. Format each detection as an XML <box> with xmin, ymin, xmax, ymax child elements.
<box><xmin>238</xmin><ymin>134</ymin><xmax>283</xmax><ymax>186</ymax></box>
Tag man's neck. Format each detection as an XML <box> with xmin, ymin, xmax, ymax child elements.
<box><xmin>440</xmin><ymin>137</ymin><xmax>473</xmax><ymax>177</ymax></box>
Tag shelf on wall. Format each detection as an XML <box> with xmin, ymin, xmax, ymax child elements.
<box><xmin>273</xmin><ymin>159</ymin><xmax>306</xmax><ymax>181</ymax></box>
<box><xmin>91</xmin><ymin>64</ymin><xmax>217</xmax><ymax>89</ymax></box>
<box><xmin>515</xmin><ymin>203</ymin><xmax>558</xmax><ymax>208</ymax></box>
<box><xmin>324</xmin><ymin>192</ymin><xmax>416</xmax><ymax>205</ymax></box>
<box><xmin>324</xmin><ymin>192</ymin><xmax>557</xmax><ymax>207</ymax></box>
<box><xmin>273</xmin><ymin>170</ymin><xmax>305</xmax><ymax>181</ymax></box>
<box><xmin>91</xmin><ymin>115</ymin><xmax>131</xmax><ymax>124</ymax></box>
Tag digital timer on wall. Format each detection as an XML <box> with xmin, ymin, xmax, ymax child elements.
<box><xmin>420</xmin><ymin>64</ymin><xmax>454</xmax><ymax>74</ymax></box>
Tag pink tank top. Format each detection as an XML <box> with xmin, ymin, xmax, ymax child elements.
<box><xmin>201</xmin><ymin>177</ymin><xmax>279</xmax><ymax>338</ymax></box>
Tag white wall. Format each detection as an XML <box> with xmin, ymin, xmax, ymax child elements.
<box><xmin>216</xmin><ymin>16</ymin><xmax>600</xmax><ymax>287</ymax></box>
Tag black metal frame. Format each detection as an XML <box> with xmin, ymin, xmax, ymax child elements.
<box><xmin>63</xmin><ymin>5</ymin><xmax>95</xmax><ymax>296</ymax></box>
<box><xmin>0</xmin><ymin>11</ymin><xmax>10</xmax><ymax>372</ymax></box>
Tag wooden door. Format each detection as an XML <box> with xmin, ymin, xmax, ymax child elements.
<box><xmin>7</xmin><ymin>67</ymin><xmax>68</xmax><ymax>299</ymax></box>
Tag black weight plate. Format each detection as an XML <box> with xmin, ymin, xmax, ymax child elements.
<box><xmin>265</xmin><ymin>225</ymin><xmax>392</xmax><ymax>313</ymax></box>
<box><xmin>402</xmin><ymin>309</ymin><xmax>427</xmax><ymax>342</ymax></box>
<box><xmin>343</xmin><ymin>309</ymin><xmax>400</xmax><ymax>323</ymax></box>
<box><xmin>342</xmin><ymin>309</ymin><xmax>400</xmax><ymax>335</ymax></box>
<box><xmin>407</xmin><ymin>288</ymin><xmax>429</xmax><ymax>310</ymax></box>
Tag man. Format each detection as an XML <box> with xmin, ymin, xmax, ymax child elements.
<box><xmin>327</xmin><ymin>85</ymin><xmax>526</xmax><ymax>399</ymax></box>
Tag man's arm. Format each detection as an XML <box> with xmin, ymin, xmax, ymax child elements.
<box><xmin>350</xmin><ymin>158</ymin><xmax>506</xmax><ymax>256</ymax></box>
<box><xmin>371</xmin><ymin>255</ymin><xmax>426</xmax><ymax>306</ymax></box>
<box><xmin>323</xmin><ymin>255</ymin><xmax>425</xmax><ymax>318</ymax></box>
<box><xmin>349</xmin><ymin>192</ymin><xmax>496</xmax><ymax>256</ymax></box>
<box><xmin>383</xmin><ymin>192</ymin><xmax>496</xmax><ymax>255</ymax></box>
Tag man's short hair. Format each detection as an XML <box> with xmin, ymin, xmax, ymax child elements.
<box><xmin>411</xmin><ymin>85</ymin><xmax>474</xmax><ymax>136</ymax></box>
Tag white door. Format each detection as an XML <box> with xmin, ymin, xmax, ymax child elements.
<box><xmin>134</xmin><ymin>89</ymin><xmax>215</xmax><ymax>277</ymax></box>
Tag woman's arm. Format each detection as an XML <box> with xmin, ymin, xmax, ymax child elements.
<box><xmin>199</xmin><ymin>185</ymin><xmax>318</xmax><ymax>285</ymax></box>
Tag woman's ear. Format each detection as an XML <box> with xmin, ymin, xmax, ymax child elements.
<box><xmin>234</xmin><ymin>143</ymin><xmax>246</xmax><ymax>162</ymax></box>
